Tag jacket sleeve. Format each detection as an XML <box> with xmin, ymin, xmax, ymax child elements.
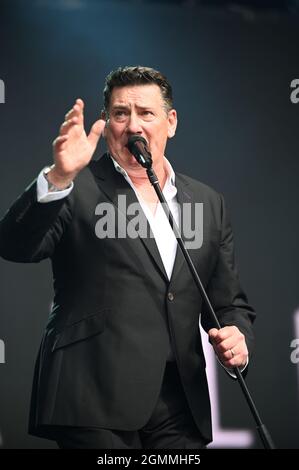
<box><xmin>201</xmin><ymin>193</ymin><xmax>256</xmax><ymax>357</ymax></box>
<box><xmin>0</xmin><ymin>179</ymin><xmax>72</xmax><ymax>263</ymax></box>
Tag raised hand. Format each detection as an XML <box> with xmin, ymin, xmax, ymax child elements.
<box><xmin>47</xmin><ymin>99</ymin><xmax>106</xmax><ymax>189</ymax></box>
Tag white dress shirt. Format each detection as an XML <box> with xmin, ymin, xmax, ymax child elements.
<box><xmin>111</xmin><ymin>157</ymin><xmax>178</xmax><ymax>280</ymax></box>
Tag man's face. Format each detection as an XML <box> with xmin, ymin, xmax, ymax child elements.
<box><xmin>104</xmin><ymin>84</ymin><xmax>177</xmax><ymax>171</ymax></box>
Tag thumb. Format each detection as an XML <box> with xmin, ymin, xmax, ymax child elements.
<box><xmin>87</xmin><ymin>119</ymin><xmax>106</xmax><ymax>148</ymax></box>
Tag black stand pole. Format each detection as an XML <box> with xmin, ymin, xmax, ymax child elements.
<box><xmin>146</xmin><ymin>165</ymin><xmax>275</xmax><ymax>450</ymax></box>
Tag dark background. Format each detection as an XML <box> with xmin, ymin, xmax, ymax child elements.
<box><xmin>0</xmin><ymin>0</ymin><xmax>298</xmax><ymax>449</ymax></box>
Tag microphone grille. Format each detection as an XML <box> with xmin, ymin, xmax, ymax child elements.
<box><xmin>127</xmin><ymin>134</ymin><xmax>148</xmax><ymax>152</ymax></box>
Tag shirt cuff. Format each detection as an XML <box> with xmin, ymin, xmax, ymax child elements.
<box><xmin>37</xmin><ymin>168</ymin><xmax>74</xmax><ymax>203</ymax></box>
<box><xmin>218</xmin><ymin>355</ymin><xmax>249</xmax><ymax>379</ymax></box>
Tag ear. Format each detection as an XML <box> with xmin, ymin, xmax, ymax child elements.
<box><xmin>167</xmin><ymin>109</ymin><xmax>177</xmax><ymax>139</ymax></box>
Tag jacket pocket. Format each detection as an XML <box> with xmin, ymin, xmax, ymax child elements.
<box><xmin>51</xmin><ymin>308</ymin><xmax>108</xmax><ymax>351</ymax></box>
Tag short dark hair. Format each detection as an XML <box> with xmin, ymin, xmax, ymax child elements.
<box><xmin>103</xmin><ymin>66</ymin><xmax>173</xmax><ymax>115</ymax></box>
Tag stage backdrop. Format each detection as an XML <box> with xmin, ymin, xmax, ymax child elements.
<box><xmin>0</xmin><ymin>0</ymin><xmax>298</xmax><ymax>449</ymax></box>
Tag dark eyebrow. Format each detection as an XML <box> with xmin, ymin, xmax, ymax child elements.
<box><xmin>111</xmin><ymin>105</ymin><xmax>129</xmax><ymax>111</ymax></box>
<box><xmin>136</xmin><ymin>105</ymin><xmax>154</xmax><ymax>111</ymax></box>
<box><xmin>111</xmin><ymin>104</ymin><xmax>154</xmax><ymax>111</ymax></box>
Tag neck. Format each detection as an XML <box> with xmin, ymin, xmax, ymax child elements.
<box><xmin>128</xmin><ymin>158</ymin><xmax>167</xmax><ymax>189</ymax></box>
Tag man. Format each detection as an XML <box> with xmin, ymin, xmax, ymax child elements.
<box><xmin>0</xmin><ymin>66</ymin><xmax>255</xmax><ymax>449</ymax></box>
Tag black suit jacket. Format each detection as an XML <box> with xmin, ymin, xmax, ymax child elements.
<box><xmin>0</xmin><ymin>154</ymin><xmax>255</xmax><ymax>444</ymax></box>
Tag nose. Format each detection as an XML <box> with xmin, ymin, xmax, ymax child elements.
<box><xmin>126</xmin><ymin>112</ymin><xmax>142</xmax><ymax>135</ymax></box>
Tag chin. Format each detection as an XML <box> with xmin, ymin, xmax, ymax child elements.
<box><xmin>124</xmin><ymin>151</ymin><xmax>138</xmax><ymax>166</ymax></box>
<box><xmin>118</xmin><ymin>154</ymin><xmax>139</xmax><ymax>169</ymax></box>
<box><xmin>129</xmin><ymin>157</ymin><xmax>141</xmax><ymax>168</ymax></box>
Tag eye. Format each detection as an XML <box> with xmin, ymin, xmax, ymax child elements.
<box><xmin>141</xmin><ymin>110</ymin><xmax>155</xmax><ymax>121</ymax></box>
<box><xmin>112</xmin><ymin>109</ymin><xmax>128</xmax><ymax>121</ymax></box>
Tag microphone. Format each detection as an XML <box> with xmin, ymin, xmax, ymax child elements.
<box><xmin>127</xmin><ymin>135</ymin><xmax>152</xmax><ymax>169</ymax></box>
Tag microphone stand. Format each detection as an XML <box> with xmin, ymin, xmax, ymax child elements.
<box><xmin>142</xmin><ymin>157</ymin><xmax>275</xmax><ymax>450</ymax></box>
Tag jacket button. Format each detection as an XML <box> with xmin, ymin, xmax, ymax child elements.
<box><xmin>168</xmin><ymin>292</ymin><xmax>174</xmax><ymax>301</ymax></box>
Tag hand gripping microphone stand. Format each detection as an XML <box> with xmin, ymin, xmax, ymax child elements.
<box><xmin>127</xmin><ymin>135</ymin><xmax>275</xmax><ymax>449</ymax></box>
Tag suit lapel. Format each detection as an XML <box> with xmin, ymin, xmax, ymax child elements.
<box><xmin>170</xmin><ymin>174</ymin><xmax>196</xmax><ymax>284</ymax></box>
<box><xmin>90</xmin><ymin>154</ymin><xmax>168</xmax><ymax>282</ymax></box>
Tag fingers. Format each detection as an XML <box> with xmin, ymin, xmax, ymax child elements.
<box><xmin>60</xmin><ymin>98</ymin><xmax>84</xmax><ymax>135</ymax></box>
<box><xmin>53</xmin><ymin>99</ymin><xmax>102</xmax><ymax>159</ymax></box>
<box><xmin>59</xmin><ymin>118</ymin><xmax>76</xmax><ymax>136</ymax></box>
<box><xmin>208</xmin><ymin>326</ymin><xmax>247</xmax><ymax>368</ymax></box>
<box><xmin>208</xmin><ymin>328</ymin><xmax>219</xmax><ymax>343</ymax></box>
<box><xmin>221</xmin><ymin>348</ymin><xmax>247</xmax><ymax>369</ymax></box>
<box><xmin>209</xmin><ymin>326</ymin><xmax>240</xmax><ymax>350</ymax></box>
<box><xmin>64</xmin><ymin>98</ymin><xmax>84</xmax><ymax>122</ymax></box>
<box><xmin>52</xmin><ymin>134</ymin><xmax>69</xmax><ymax>152</ymax></box>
